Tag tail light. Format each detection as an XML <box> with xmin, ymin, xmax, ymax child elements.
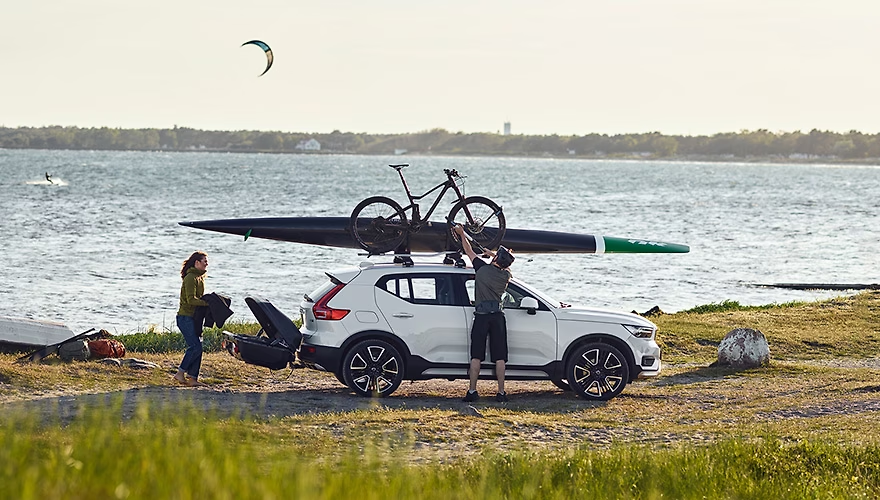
<box><xmin>313</xmin><ymin>283</ymin><xmax>350</xmax><ymax>320</ymax></box>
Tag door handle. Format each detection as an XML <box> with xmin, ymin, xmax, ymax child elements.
<box><xmin>392</xmin><ymin>313</ymin><xmax>414</xmax><ymax>318</ymax></box>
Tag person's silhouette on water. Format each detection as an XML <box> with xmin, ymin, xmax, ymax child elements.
<box><xmin>45</xmin><ymin>172</ymin><xmax>53</xmax><ymax>184</ymax></box>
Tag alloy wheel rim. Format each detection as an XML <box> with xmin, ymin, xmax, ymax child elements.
<box><xmin>572</xmin><ymin>347</ymin><xmax>624</xmax><ymax>398</ymax></box>
<box><xmin>348</xmin><ymin>345</ymin><xmax>399</xmax><ymax>394</ymax></box>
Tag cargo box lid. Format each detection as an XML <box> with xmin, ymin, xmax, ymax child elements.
<box><xmin>244</xmin><ymin>296</ymin><xmax>302</xmax><ymax>350</ymax></box>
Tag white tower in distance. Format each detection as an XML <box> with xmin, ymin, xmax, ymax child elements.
<box><xmin>503</xmin><ymin>121</ymin><xmax>511</xmax><ymax>135</ymax></box>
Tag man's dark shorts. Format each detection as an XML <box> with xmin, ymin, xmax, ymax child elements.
<box><xmin>470</xmin><ymin>312</ymin><xmax>508</xmax><ymax>362</ymax></box>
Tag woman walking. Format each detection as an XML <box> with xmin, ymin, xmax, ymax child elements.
<box><xmin>174</xmin><ymin>251</ymin><xmax>210</xmax><ymax>386</ymax></box>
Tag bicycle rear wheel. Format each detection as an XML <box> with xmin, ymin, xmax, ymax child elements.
<box><xmin>447</xmin><ymin>196</ymin><xmax>506</xmax><ymax>250</ymax></box>
<box><xmin>350</xmin><ymin>196</ymin><xmax>409</xmax><ymax>254</ymax></box>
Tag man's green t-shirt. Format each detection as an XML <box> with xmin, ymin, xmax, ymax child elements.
<box><xmin>473</xmin><ymin>259</ymin><xmax>511</xmax><ymax>306</ymax></box>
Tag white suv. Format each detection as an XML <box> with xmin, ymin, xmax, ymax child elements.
<box><xmin>293</xmin><ymin>260</ymin><xmax>661</xmax><ymax>401</ymax></box>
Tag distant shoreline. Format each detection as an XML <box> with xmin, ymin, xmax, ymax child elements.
<box><xmin>4</xmin><ymin>126</ymin><xmax>880</xmax><ymax>165</ymax></box>
<box><xmin>4</xmin><ymin>146</ymin><xmax>879</xmax><ymax>167</ymax></box>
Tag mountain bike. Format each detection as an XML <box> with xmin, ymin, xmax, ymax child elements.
<box><xmin>350</xmin><ymin>164</ymin><xmax>506</xmax><ymax>254</ymax></box>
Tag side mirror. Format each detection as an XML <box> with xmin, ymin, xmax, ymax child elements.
<box><xmin>520</xmin><ymin>297</ymin><xmax>539</xmax><ymax>315</ymax></box>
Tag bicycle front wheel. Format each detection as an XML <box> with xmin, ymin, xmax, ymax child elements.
<box><xmin>350</xmin><ymin>196</ymin><xmax>409</xmax><ymax>254</ymax></box>
<box><xmin>447</xmin><ymin>196</ymin><xmax>506</xmax><ymax>250</ymax></box>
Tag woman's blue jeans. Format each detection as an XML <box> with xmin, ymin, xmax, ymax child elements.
<box><xmin>176</xmin><ymin>315</ymin><xmax>202</xmax><ymax>378</ymax></box>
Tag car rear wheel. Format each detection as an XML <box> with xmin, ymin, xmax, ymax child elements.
<box><xmin>342</xmin><ymin>339</ymin><xmax>404</xmax><ymax>397</ymax></box>
<box><xmin>565</xmin><ymin>342</ymin><xmax>629</xmax><ymax>401</ymax></box>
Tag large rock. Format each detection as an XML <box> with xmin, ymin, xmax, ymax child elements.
<box><xmin>715</xmin><ymin>328</ymin><xmax>770</xmax><ymax>368</ymax></box>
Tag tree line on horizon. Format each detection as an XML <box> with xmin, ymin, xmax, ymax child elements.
<box><xmin>2</xmin><ymin>125</ymin><xmax>879</xmax><ymax>160</ymax></box>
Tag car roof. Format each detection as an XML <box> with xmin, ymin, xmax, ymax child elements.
<box><xmin>355</xmin><ymin>261</ymin><xmax>475</xmax><ymax>275</ymax></box>
<box><xmin>325</xmin><ymin>261</ymin><xmax>474</xmax><ymax>284</ymax></box>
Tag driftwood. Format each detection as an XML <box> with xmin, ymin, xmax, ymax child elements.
<box><xmin>99</xmin><ymin>358</ymin><xmax>160</xmax><ymax>370</ymax></box>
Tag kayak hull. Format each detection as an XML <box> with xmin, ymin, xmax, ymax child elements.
<box><xmin>179</xmin><ymin>217</ymin><xmax>689</xmax><ymax>254</ymax></box>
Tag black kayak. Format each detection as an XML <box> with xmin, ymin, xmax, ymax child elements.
<box><xmin>179</xmin><ymin>217</ymin><xmax>689</xmax><ymax>254</ymax></box>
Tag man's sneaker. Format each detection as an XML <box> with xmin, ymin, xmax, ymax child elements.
<box><xmin>495</xmin><ymin>391</ymin><xmax>508</xmax><ymax>403</ymax></box>
<box><xmin>462</xmin><ymin>390</ymin><xmax>479</xmax><ymax>402</ymax></box>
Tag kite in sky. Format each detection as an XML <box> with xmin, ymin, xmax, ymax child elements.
<box><xmin>241</xmin><ymin>40</ymin><xmax>273</xmax><ymax>77</ymax></box>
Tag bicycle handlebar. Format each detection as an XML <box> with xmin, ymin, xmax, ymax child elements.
<box><xmin>444</xmin><ymin>168</ymin><xmax>465</xmax><ymax>179</ymax></box>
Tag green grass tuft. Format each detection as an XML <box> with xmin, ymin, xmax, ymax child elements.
<box><xmin>682</xmin><ymin>299</ymin><xmax>806</xmax><ymax>314</ymax></box>
<box><xmin>113</xmin><ymin>328</ymin><xmax>225</xmax><ymax>353</ymax></box>
<box><xmin>115</xmin><ymin>319</ymin><xmax>299</xmax><ymax>354</ymax></box>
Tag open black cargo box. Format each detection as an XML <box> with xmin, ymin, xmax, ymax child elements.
<box><xmin>222</xmin><ymin>296</ymin><xmax>302</xmax><ymax>370</ymax></box>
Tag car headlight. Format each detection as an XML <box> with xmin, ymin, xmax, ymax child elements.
<box><xmin>623</xmin><ymin>324</ymin><xmax>655</xmax><ymax>339</ymax></box>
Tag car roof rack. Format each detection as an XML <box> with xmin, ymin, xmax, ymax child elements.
<box><xmin>356</xmin><ymin>251</ymin><xmax>467</xmax><ymax>268</ymax></box>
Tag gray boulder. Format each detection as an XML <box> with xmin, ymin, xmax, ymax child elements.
<box><xmin>715</xmin><ymin>328</ymin><xmax>770</xmax><ymax>368</ymax></box>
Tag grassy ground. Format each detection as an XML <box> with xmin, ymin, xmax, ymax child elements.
<box><xmin>1</xmin><ymin>291</ymin><xmax>879</xmax><ymax>498</ymax></box>
<box><xmin>656</xmin><ymin>292</ymin><xmax>880</xmax><ymax>362</ymax></box>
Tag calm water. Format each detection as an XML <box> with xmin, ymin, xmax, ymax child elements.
<box><xmin>1</xmin><ymin>149</ymin><xmax>877</xmax><ymax>333</ymax></box>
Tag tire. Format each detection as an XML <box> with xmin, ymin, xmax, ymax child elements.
<box><xmin>342</xmin><ymin>339</ymin><xmax>405</xmax><ymax>397</ymax></box>
<box><xmin>447</xmin><ymin>196</ymin><xmax>506</xmax><ymax>251</ymax></box>
<box><xmin>350</xmin><ymin>196</ymin><xmax>408</xmax><ymax>254</ymax></box>
<box><xmin>565</xmin><ymin>342</ymin><xmax>629</xmax><ymax>401</ymax></box>
<box><xmin>550</xmin><ymin>378</ymin><xmax>572</xmax><ymax>391</ymax></box>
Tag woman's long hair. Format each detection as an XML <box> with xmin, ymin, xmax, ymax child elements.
<box><xmin>180</xmin><ymin>251</ymin><xmax>207</xmax><ymax>279</ymax></box>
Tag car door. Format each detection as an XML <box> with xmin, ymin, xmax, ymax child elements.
<box><xmin>464</xmin><ymin>279</ymin><xmax>557</xmax><ymax>367</ymax></box>
<box><xmin>374</xmin><ymin>273</ymin><xmax>471</xmax><ymax>364</ymax></box>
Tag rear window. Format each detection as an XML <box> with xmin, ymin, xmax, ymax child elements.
<box><xmin>304</xmin><ymin>280</ymin><xmax>337</xmax><ymax>303</ymax></box>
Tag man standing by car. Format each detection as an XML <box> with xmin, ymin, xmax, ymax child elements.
<box><xmin>453</xmin><ymin>225</ymin><xmax>515</xmax><ymax>403</ymax></box>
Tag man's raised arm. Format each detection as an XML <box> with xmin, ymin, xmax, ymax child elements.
<box><xmin>453</xmin><ymin>225</ymin><xmax>478</xmax><ymax>262</ymax></box>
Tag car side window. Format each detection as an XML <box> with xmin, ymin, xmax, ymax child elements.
<box><xmin>464</xmin><ymin>278</ymin><xmax>475</xmax><ymax>305</ymax></box>
<box><xmin>506</xmin><ymin>283</ymin><xmax>550</xmax><ymax>311</ymax></box>
<box><xmin>502</xmin><ymin>285</ymin><xmax>526</xmax><ymax>308</ymax></box>
<box><xmin>377</xmin><ymin>274</ymin><xmax>456</xmax><ymax>306</ymax></box>
<box><xmin>381</xmin><ymin>278</ymin><xmax>412</xmax><ymax>300</ymax></box>
<box><xmin>464</xmin><ymin>278</ymin><xmax>548</xmax><ymax>311</ymax></box>
<box><xmin>411</xmin><ymin>277</ymin><xmax>437</xmax><ymax>304</ymax></box>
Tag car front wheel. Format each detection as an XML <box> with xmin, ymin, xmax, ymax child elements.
<box><xmin>565</xmin><ymin>342</ymin><xmax>630</xmax><ymax>401</ymax></box>
<box><xmin>342</xmin><ymin>339</ymin><xmax>404</xmax><ymax>397</ymax></box>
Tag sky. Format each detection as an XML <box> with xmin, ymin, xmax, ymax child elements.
<box><xmin>2</xmin><ymin>1</ymin><xmax>879</xmax><ymax>136</ymax></box>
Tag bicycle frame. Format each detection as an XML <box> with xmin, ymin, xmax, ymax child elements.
<box><xmin>350</xmin><ymin>165</ymin><xmax>505</xmax><ymax>255</ymax></box>
<box><xmin>393</xmin><ymin>168</ymin><xmax>465</xmax><ymax>227</ymax></box>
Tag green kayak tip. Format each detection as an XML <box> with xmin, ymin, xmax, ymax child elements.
<box><xmin>600</xmin><ymin>236</ymin><xmax>690</xmax><ymax>254</ymax></box>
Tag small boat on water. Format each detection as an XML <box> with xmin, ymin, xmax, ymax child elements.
<box><xmin>0</xmin><ymin>316</ymin><xmax>75</xmax><ymax>351</ymax></box>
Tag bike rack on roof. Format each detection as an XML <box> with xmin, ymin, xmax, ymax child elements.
<box><xmin>356</xmin><ymin>250</ymin><xmax>467</xmax><ymax>268</ymax></box>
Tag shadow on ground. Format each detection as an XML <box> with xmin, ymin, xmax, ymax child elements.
<box><xmin>1</xmin><ymin>380</ymin><xmax>612</xmax><ymax>424</ymax></box>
